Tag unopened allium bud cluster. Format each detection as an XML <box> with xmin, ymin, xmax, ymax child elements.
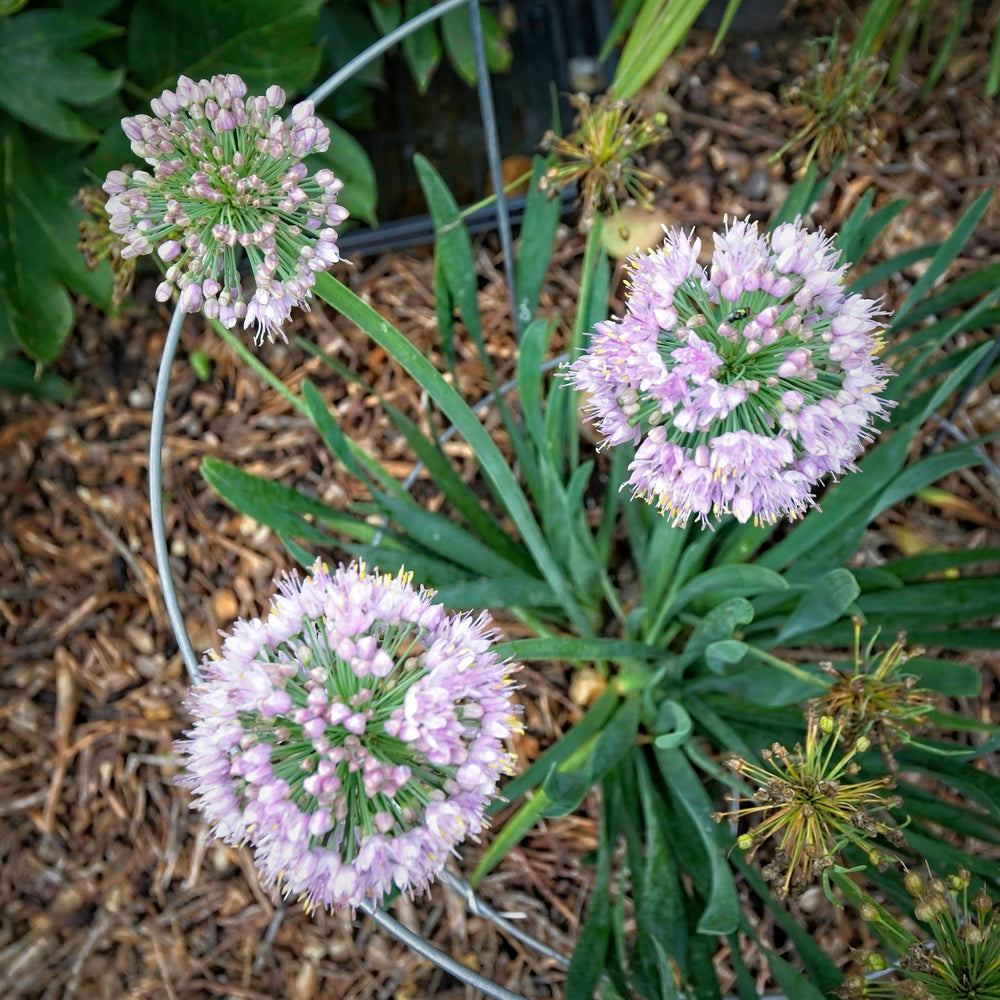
<box><xmin>568</xmin><ymin>218</ymin><xmax>893</xmax><ymax>526</ymax></box>
<box><xmin>177</xmin><ymin>561</ymin><xmax>521</xmax><ymax>911</ymax></box>
<box><xmin>104</xmin><ymin>74</ymin><xmax>347</xmax><ymax>343</ymax></box>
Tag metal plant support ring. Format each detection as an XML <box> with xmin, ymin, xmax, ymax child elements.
<box><xmin>149</xmin><ymin>4</ymin><xmax>553</xmax><ymax>998</ymax></box>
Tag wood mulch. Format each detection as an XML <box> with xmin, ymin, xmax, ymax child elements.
<box><xmin>2</xmin><ymin>5</ymin><xmax>999</xmax><ymax>998</ymax></box>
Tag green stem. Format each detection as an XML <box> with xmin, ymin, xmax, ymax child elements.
<box><xmin>458</xmin><ymin>168</ymin><xmax>535</xmax><ymax>219</ymax></box>
<box><xmin>744</xmin><ymin>644</ymin><xmax>829</xmax><ymax>691</ymax></box>
<box><xmin>567</xmin><ymin>215</ymin><xmax>607</xmax><ymax>473</ymax></box>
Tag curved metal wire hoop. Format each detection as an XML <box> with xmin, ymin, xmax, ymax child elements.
<box><xmin>150</xmin><ymin>4</ymin><xmax>558</xmax><ymax>999</ymax></box>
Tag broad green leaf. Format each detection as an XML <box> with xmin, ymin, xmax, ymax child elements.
<box><xmin>590</xmin><ymin>696</ymin><xmax>642</xmax><ymax>779</ymax></box>
<box><xmin>0</xmin><ymin>10</ymin><xmax>122</xmax><ymax>141</ymax></box>
<box><xmin>643</xmin><ymin>517</ymin><xmax>690</xmax><ymax>610</ymax></box>
<box><xmin>0</xmin><ymin>126</ymin><xmax>112</xmax><ymax>363</ymax></box>
<box><xmin>440</xmin><ymin>5</ymin><xmax>511</xmax><ymax>84</ymax></box>
<box><xmin>659</xmin><ymin>565</ymin><xmax>787</xmax><ymax>625</ymax></box>
<box><xmin>367</xmin><ymin>0</ymin><xmax>401</xmax><ymax>35</ymax></box>
<box><xmin>0</xmin><ymin>352</ymin><xmax>75</xmax><ymax>399</ymax></box>
<box><xmin>704</xmin><ymin>639</ymin><xmax>748</xmax><ymax>672</ymax></box>
<box><xmin>903</xmin><ymin>828</ymin><xmax>1000</xmax><ymax>884</ymax></box>
<box><xmin>704</xmin><ymin>661</ymin><xmax>826</xmax><ymax>706</ymax></box>
<box><xmin>848</xmin><ymin>244</ymin><xmax>938</xmax><ymax>296</ymax></box>
<box><xmin>307</xmin><ymin>122</ymin><xmax>377</xmax><ymax>226</ymax></box>
<box><xmin>377</xmin><ymin>397</ymin><xmax>531</xmax><ymax>569</ymax></box>
<box><xmin>903</xmin><ymin>788</ymin><xmax>1000</xmax><ymax>844</ymax></box>
<box><xmin>882</xmin><ymin>545</ymin><xmax>1000</xmax><ymax>582</ymax></box>
<box><xmin>858</xmin><ymin>577</ymin><xmax>1000</xmax><ymax>628</ymax></box>
<box><xmin>128</xmin><ymin>0</ymin><xmax>324</xmax><ymax>96</ymax></box>
<box><xmin>414</xmin><ymin>153</ymin><xmax>486</xmax><ymax>366</ymax></box>
<box><xmin>432</xmin><ymin>575</ymin><xmax>559</xmax><ymax>610</ymax></box>
<box><xmin>776</xmin><ymin>568</ymin><xmax>860</xmax><ymax>643</ymax></box>
<box><xmin>656</xmin><ymin>747</ymin><xmax>739</xmax><ymax>935</ymax></box>
<box><xmin>517</xmin><ymin>316</ymin><xmax>553</xmax><ymax>451</ymax></box>
<box><xmin>679</xmin><ymin>597</ymin><xmax>755</xmax><ymax>672</ymax></box>
<box><xmin>375</xmin><ymin>492</ymin><xmax>535</xmax><ymax>581</ymax></box>
<box><xmin>873</xmin><ymin>447</ymin><xmax>982</xmax><ymax>512</ymax></box>
<box><xmin>401</xmin><ymin>0</ymin><xmax>441</xmax><ymax>94</ymax></box>
<box><xmin>634</xmin><ymin>754</ymin><xmax>683</xmax><ymax>996</ymax></box>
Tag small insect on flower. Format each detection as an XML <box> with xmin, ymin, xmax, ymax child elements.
<box><xmin>176</xmin><ymin>560</ymin><xmax>522</xmax><ymax>912</ymax></box>
<box><xmin>725</xmin><ymin>307</ymin><xmax>752</xmax><ymax>323</ymax></box>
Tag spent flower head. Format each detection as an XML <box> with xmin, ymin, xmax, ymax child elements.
<box><xmin>540</xmin><ymin>93</ymin><xmax>666</xmax><ymax>232</ymax></box>
<box><xmin>773</xmin><ymin>27</ymin><xmax>889</xmax><ymax>174</ymax></box>
<box><xmin>568</xmin><ymin>217</ymin><xmax>894</xmax><ymax>527</ymax></box>
<box><xmin>76</xmin><ymin>183</ymin><xmax>136</xmax><ymax>307</ymax></box>
<box><xmin>842</xmin><ymin>869</ymin><xmax>1000</xmax><ymax>1000</ymax></box>
<box><xmin>812</xmin><ymin>622</ymin><xmax>932</xmax><ymax>765</ymax></box>
<box><xmin>176</xmin><ymin>560</ymin><xmax>522</xmax><ymax>911</ymax></box>
<box><xmin>104</xmin><ymin>74</ymin><xmax>348</xmax><ymax>343</ymax></box>
<box><xmin>715</xmin><ymin>714</ymin><xmax>903</xmax><ymax>898</ymax></box>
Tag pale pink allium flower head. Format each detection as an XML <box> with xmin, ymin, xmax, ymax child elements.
<box><xmin>568</xmin><ymin>218</ymin><xmax>894</xmax><ymax>526</ymax></box>
<box><xmin>104</xmin><ymin>74</ymin><xmax>348</xmax><ymax>344</ymax></box>
<box><xmin>176</xmin><ymin>561</ymin><xmax>521</xmax><ymax>912</ymax></box>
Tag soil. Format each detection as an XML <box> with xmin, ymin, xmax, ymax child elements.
<box><xmin>2</xmin><ymin>3</ymin><xmax>999</xmax><ymax>998</ymax></box>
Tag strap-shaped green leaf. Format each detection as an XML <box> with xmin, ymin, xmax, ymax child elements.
<box><xmin>314</xmin><ymin>271</ymin><xmax>593</xmax><ymax>635</ymax></box>
<box><xmin>891</xmin><ymin>188</ymin><xmax>992</xmax><ymax>330</ymax></box>
<box><xmin>515</xmin><ymin>159</ymin><xmax>561</xmax><ymax>323</ymax></box>
<box><xmin>776</xmin><ymin>567</ymin><xmax>860</xmax><ymax>643</ymax></box>
<box><xmin>656</xmin><ymin>747</ymin><xmax>739</xmax><ymax>935</ymax></box>
<box><xmin>201</xmin><ymin>456</ymin><xmax>373</xmax><ymax>546</ymax></box>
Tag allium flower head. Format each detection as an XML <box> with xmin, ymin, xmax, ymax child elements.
<box><xmin>176</xmin><ymin>561</ymin><xmax>521</xmax><ymax>911</ymax></box>
<box><xmin>568</xmin><ymin>218</ymin><xmax>894</xmax><ymax>526</ymax></box>
<box><xmin>104</xmin><ymin>74</ymin><xmax>348</xmax><ymax>343</ymax></box>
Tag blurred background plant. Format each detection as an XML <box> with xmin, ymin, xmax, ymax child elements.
<box><xmin>603</xmin><ymin>0</ymin><xmax>1000</xmax><ymax>144</ymax></box>
<box><xmin>0</xmin><ymin>0</ymin><xmax>513</xmax><ymax>398</ymax></box>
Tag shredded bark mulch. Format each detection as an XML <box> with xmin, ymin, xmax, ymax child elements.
<box><xmin>2</xmin><ymin>6</ymin><xmax>999</xmax><ymax>998</ymax></box>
